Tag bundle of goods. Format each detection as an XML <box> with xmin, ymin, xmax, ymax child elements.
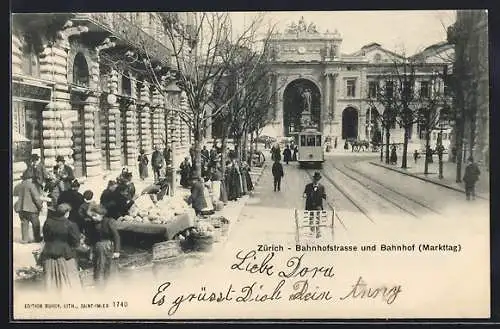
<box><xmin>15</xmin><ymin>266</ymin><xmax>44</xmax><ymax>281</ymax></box>
<box><xmin>179</xmin><ymin>221</ymin><xmax>216</xmax><ymax>252</ymax></box>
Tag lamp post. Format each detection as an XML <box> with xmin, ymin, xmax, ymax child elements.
<box><xmin>437</xmin><ymin>103</ymin><xmax>451</xmax><ymax>179</ymax></box>
<box><xmin>165</xmin><ymin>80</ymin><xmax>182</xmax><ymax>196</ymax></box>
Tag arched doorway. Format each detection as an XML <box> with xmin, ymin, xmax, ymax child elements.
<box><xmin>71</xmin><ymin>52</ymin><xmax>90</xmax><ymax>177</ymax></box>
<box><xmin>342</xmin><ymin>107</ymin><xmax>358</xmax><ymax>140</ymax></box>
<box><xmin>283</xmin><ymin>78</ymin><xmax>321</xmax><ymax>136</ymax></box>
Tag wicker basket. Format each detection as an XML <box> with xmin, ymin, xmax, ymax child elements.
<box><xmin>152</xmin><ymin>240</ymin><xmax>182</xmax><ymax>262</ymax></box>
<box><xmin>210</xmin><ymin>217</ymin><xmax>222</xmax><ymax>228</ymax></box>
<box><xmin>119</xmin><ymin>251</ymin><xmax>152</xmax><ymax>269</ymax></box>
<box><xmin>191</xmin><ymin>234</ymin><xmax>214</xmax><ymax>252</ymax></box>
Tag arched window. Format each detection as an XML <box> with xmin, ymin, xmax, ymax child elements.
<box><xmin>73</xmin><ymin>53</ymin><xmax>89</xmax><ymax>86</ymax></box>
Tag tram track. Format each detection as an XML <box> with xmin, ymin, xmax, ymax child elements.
<box><xmin>330</xmin><ymin>164</ymin><xmax>420</xmax><ymax>218</ymax></box>
<box><xmin>341</xmin><ymin>162</ymin><xmax>442</xmax><ymax>217</ymax></box>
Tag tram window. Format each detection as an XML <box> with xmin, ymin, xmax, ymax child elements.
<box><xmin>316</xmin><ymin>136</ymin><xmax>322</xmax><ymax>146</ymax></box>
<box><xmin>306</xmin><ymin>136</ymin><xmax>316</xmax><ymax>146</ymax></box>
<box><xmin>300</xmin><ymin>136</ymin><xmax>306</xmax><ymax>146</ymax></box>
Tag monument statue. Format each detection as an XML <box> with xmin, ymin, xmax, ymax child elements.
<box><xmin>298</xmin><ymin>16</ymin><xmax>307</xmax><ymax>32</ymax></box>
<box><xmin>301</xmin><ymin>88</ymin><xmax>312</xmax><ymax>113</ymax></box>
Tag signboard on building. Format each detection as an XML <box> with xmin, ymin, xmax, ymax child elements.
<box><xmin>12</xmin><ymin>81</ymin><xmax>52</xmax><ymax>103</ymax></box>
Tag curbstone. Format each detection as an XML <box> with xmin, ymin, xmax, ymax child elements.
<box><xmin>369</xmin><ymin>161</ymin><xmax>489</xmax><ymax>200</ymax></box>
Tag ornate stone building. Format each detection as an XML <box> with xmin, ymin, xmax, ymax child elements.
<box><xmin>12</xmin><ymin>13</ymin><xmax>196</xmax><ymax>183</ymax></box>
<box><xmin>265</xmin><ymin>16</ymin><xmax>454</xmax><ymax>149</ymax></box>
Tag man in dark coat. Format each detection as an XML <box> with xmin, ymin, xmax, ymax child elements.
<box><xmin>57</xmin><ymin>180</ymin><xmax>85</xmax><ymax>233</ymax></box>
<box><xmin>27</xmin><ymin>154</ymin><xmax>49</xmax><ymax>193</ymax></box>
<box><xmin>179</xmin><ymin>157</ymin><xmax>192</xmax><ymax>188</ymax></box>
<box><xmin>13</xmin><ymin>170</ymin><xmax>44</xmax><ymax>243</ymax></box>
<box><xmin>283</xmin><ymin>145</ymin><xmax>292</xmax><ymax>165</ymax></box>
<box><xmin>271</xmin><ymin>160</ymin><xmax>284</xmax><ymax>192</ymax></box>
<box><xmin>463</xmin><ymin>157</ymin><xmax>481</xmax><ymax>201</ymax></box>
<box><xmin>163</xmin><ymin>146</ymin><xmax>172</xmax><ymax>166</ymax></box>
<box><xmin>188</xmin><ymin>176</ymin><xmax>207</xmax><ymax>216</ymax></box>
<box><xmin>303</xmin><ymin>172</ymin><xmax>326</xmax><ymax>210</ymax></box>
<box><xmin>151</xmin><ymin>145</ymin><xmax>164</xmax><ymax>183</ymax></box>
<box><xmin>52</xmin><ymin>155</ymin><xmax>75</xmax><ymax>205</ymax></box>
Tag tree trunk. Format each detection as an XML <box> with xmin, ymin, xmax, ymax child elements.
<box><xmin>455</xmin><ymin>118</ymin><xmax>464</xmax><ymax>183</ymax></box>
<box><xmin>193</xmin><ymin>125</ymin><xmax>203</xmax><ymax>179</ymax></box>
<box><xmin>249</xmin><ymin>130</ymin><xmax>254</xmax><ymax>168</ymax></box>
<box><xmin>401</xmin><ymin>126</ymin><xmax>409</xmax><ymax>169</ymax></box>
<box><xmin>242</xmin><ymin>127</ymin><xmax>249</xmax><ymax>165</ymax></box>
<box><xmin>424</xmin><ymin>130</ymin><xmax>431</xmax><ymax>175</ymax></box>
<box><xmin>221</xmin><ymin>123</ymin><xmax>230</xmax><ymax>176</ymax></box>
<box><xmin>379</xmin><ymin>126</ymin><xmax>384</xmax><ymax>162</ymax></box>
<box><xmin>385</xmin><ymin>129</ymin><xmax>391</xmax><ymax>164</ymax></box>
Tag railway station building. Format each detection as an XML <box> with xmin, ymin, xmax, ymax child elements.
<box><xmin>265</xmin><ymin>17</ymin><xmax>454</xmax><ymax>151</ymax></box>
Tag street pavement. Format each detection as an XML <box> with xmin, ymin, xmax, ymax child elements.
<box><xmin>369</xmin><ymin>158</ymin><xmax>489</xmax><ymax>199</ymax></box>
<box><xmin>12</xmin><ymin>151</ymin><xmax>490</xmax><ymax>319</ymax></box>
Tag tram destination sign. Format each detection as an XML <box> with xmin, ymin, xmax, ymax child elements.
<box><xmin>12</xmin><ymin>81</ymin><xmax>52</xmax><ymax>102</ymax></box>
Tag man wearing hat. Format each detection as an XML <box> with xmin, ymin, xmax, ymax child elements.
<box><xmin>27</xmin><ymin>154</ymin><xmax>49</xmax><ymax>193</ymax></box>
<box><xmin>52</xmin><ymin>155</ymin><xmax>75</xmax><ymax>204</ymax></box>
<box><xmin>463</xmin><ymin>157</ymin><xmax>481</xmax><ymax>201</ymax></box>
<box><xmin>303</xmin><ymin>171</ymin><xmax>326</xmax><ymax>211</ymax></box>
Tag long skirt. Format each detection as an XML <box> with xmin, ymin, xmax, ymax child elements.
<box><xmin>43</xmin><ymin>257</ymin><xmax>82</xmax><ymax>293</ymax></box>
<box><xmin>139</xmin><ymin>163</ymin><xmax>149</xmax><ymax>180</ymax></box>
<box><xmin>212</xmin><ymin>180</ymin><xmax>222</xmax><ymax>204</ymax></box>
<box><xmin>241</xmin><ymin>172</ymin><xmax>248</xmax><ymax>194</ymax></box>
<box><xmin>220</xmin><ymin>179</ymin><xmax>228</xmax><ymax>204</ymax></box>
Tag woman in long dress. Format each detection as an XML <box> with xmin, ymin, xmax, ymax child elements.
<box><xmin>137</xmin><ymin>150</ymin><xmax>149</xmax><ymax>180</ymax></box>
<box><xmin>39</xmin><ymin>203</ymin><xmax>82</xmax><ymax>294</ymax></box>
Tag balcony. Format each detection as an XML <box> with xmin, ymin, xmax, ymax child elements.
<box><xmin>73</xmin><ymin>13</ymin><xmax>172</xmax><ymax>66</ymax></box>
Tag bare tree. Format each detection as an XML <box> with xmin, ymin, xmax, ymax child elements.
<box><xmin>99</xmin><ymin>12</ymin><xmax>273</xmax><ymax>179</ymax></box>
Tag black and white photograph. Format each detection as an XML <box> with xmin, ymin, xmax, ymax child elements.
<box><xmin>11</xmin><ymin>10</ymin><xmax>490</xmax><ymax>320</ymax></box>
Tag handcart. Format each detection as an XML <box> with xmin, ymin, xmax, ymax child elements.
<box><xmin>294</xmin><ymin>209</ymin><xmax>334</xmax><ymax>244</ymax></box>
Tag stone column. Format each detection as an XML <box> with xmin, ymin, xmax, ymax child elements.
<box><xmin>39</xmin><ymin>45</ymin><xmax>74</xmax><ymax>167</ymax></box>
<box><xmin>331</xmin><ymin>73</ymin><xmax>340</xmax><ymax>138</ymax></box>
<box><xmin>139</xmin><ymin>81</ymin><xmax>152</xmax><ymax>154</ymax></box>
<box><xmin>12</xmin><ymin>33</ymin><xmax>23</xmax><ymax>76</ymax></box>
<box><xmin>323</xmin><ymin>72</ymin><xmax>330</xmax><ymax>133</ymax></box>
<box><xmin>106</xmin><ymin>69</ymin><xmax>121</xmax><ymax>170</ymax></box>
<box><xmin>83</xmin><ymin>94</ymin><xmax>102</xmax><ymax>177</ymax></box>
<box><xmin>151</xmin><ymin>88</ymin><xmax>166</xmax><ymax>148</ymax></box>
<box><xmin>125</xmin><ymin>103</ymin><xmax>139</xmax><ymax>166</ymax></box>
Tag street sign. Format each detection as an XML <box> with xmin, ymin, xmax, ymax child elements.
<box><xmin>12</xmin><ymin>81</ymin><xmax>52</xmax><ymax>103</ymax></box>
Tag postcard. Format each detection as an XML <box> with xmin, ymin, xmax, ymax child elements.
<box><xmin>11</xmin><ymin>10</ymin><xmax>490</xmax><ymax>320</ymax></box>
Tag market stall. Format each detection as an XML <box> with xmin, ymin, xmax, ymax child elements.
<box><xmin>115</xmin><ymin>192</ymin><xmax>197</xmax><ymax>244</ymax></box>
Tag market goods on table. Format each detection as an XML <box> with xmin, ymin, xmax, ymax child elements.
<box><xmin>117</xmin><ymin>194</ymin><xmax>193</xmax><ymax>225</ymax></box>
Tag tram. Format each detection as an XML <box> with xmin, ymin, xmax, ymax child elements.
<box><xmin>297</xmin><ymin>128</ymin><xmax>325</xmax><ymax>168</ymax></box>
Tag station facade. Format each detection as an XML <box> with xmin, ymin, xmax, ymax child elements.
<box><xmin>265</xmin><ymin>17</ymin><xmax>454</xmax><ymax>150</ymax></box>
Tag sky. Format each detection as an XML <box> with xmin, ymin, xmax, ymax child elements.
<box><xmin>228</xmin><ymin>10</ymin><xmax>457</xmax><ymax>56</ymax></box>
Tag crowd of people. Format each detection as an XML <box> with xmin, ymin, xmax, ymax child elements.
<box><xmin>13</xmin><ymin>140</ymin><xmax>263</xmax><ymax>293</ymax></box>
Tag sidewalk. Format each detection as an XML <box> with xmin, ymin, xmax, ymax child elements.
<box><xmin>12</xmin><ymin>161</ymin><xmax>268</xmax><ymax>279</ymax></box>
<box><xmin>369</xmin><ymin>159</ymin><xmax>489</xmax><ymax>200</ymax></box>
